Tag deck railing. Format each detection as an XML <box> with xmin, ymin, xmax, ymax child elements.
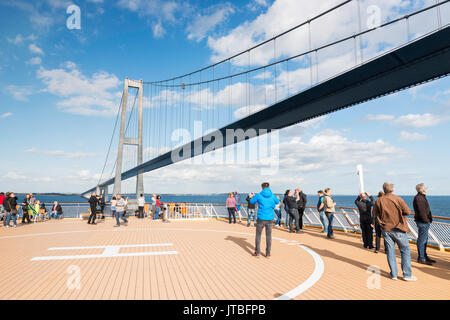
<box><xmin>12</xmin><ymin>202</ymin><xmax>450</xmax><ymax>251</ymax></box>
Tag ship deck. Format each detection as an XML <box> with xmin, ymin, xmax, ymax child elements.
<box><xmin>0</xmin><ymin>218</ymin><xmax>448</xmax><ymax>300</ymax></box>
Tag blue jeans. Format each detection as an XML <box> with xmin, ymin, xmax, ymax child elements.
<box><xmin>6</xmin><ymin>213</ymin><xmax>17</xmax><ymax>226</ymax></box>
<box><xmin>416</xmin><ymin>222</ymin><xmax>431</xmax><ymax>261</ymax></box>
<box><xmin>50</xmin><ymin>212</ymin><xmax>57</xmax><ymax>219</ymax></box>
<box><xmin>115</xmin><ymin>211</ymin><xmax>128</xmax><ymax>226</ymax></box>
<box><xmin>154</xmin><ymin>207</ymin><xmax>160</xmax><ymax>220</ymax></box>
<box><xmin>319</xmin><ymin>211</ymin><xmax>328</xmax><ymax>233</ymax></box>
<box><xmin>274</xmin><ymin>209</ymin><xmax>282</xmax><ymax>226</ymax></box>
<box><xmin>382</xmin><ymin>230</ymin><xmax>412</xmax><ymax>278</ymax></box>
<box><xmin>325</xmin><ymin>212</ymin><xmax>334</xmax><ymax>238</ymax></box>
<box><xmin>247</xmin><ymin>208</ymin><xmax>257</xmax><ymax>227</ymax></box>
<box><xmin>284</xmin><ymin>208</ymin><xmax>290</xmax><ymax>227</ymax></box>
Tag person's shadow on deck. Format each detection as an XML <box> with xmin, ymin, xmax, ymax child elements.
<box><xmin>225</xmin><ymin>236</ymin><xmax>254</xmax><ymax>255</ymax></box>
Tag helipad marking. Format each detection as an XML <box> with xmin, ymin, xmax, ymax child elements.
<box><xmin>5</xmin><ymin>224</ymin><xmax>324</xmax><ymax>299</ymax></box>
<box><xmin>31</xmin><ymin>243</ymin><xmax>177</xmax><ymax>261</ymax></box>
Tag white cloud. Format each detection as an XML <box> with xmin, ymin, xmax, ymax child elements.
<box><xmin>187</xmin><ymin>4</ymin><xmax>235</xmax><ymax>42</ymax></box>
<box><xmin>363</xmin><ymin>114</ymin><xmax>395</xmax><ymax>121</ymax></box>
<box><xmin>399</xmin><ymin>131</ymin><xmax>429</xmax><ymax>141</ymax></box>
<box><xmin>29</xmin><ymin>43</ymin><xmax>44</xmax><ymax>55</ymax></box>
<box><xmin>36</xmin><ymin>63</ymin><xmax>121</xmax><ymax>116</ymax></box>
<box><xmin>363</xmin><ymin>112</ymin><xmax>450</xmax><ymax>129</ymax></box>
<box><xmin>24</xmin><ymin>148</ymin><xmax>100</xmax><ymax>159</ymax></box>
<box><xmin>5</xmin><ymin>85</ymin><xmax>33</xmax><ymax>101</ymax></box>
<box><xmin>117</xmin><ymin>0</ymin><xmax>182</xmax><ymax>38</ymax></box>
<box><xmin>26</xmin><ymin>57</ymin><xmax>42</xmax><ymax>65</ymax></box>
<box><xmin>3</xmin><ymin>172</ymin><xmax>27</xmax><ymax>180</ymax></box>
<box><xmin>395</xmin><ymin>113</ymin><xmax>450</xmax><ymax>128</ymax></box>
<box><xmin>152</xmin><ymin>22</ymin><xmax>165</xmax><ymax>38</ymax></box>
<box><xmin>7</xmin><ymin>34</ymin><xmax>24</xmax><ymax>45</ymax></box>
<box><xmin>1</xmin><ymin>112</ymin><xmax>13</xmax><ymax>119</ymax></box>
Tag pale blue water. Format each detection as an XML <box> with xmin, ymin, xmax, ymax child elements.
<box><xmin>15</xmin><ymin>193</ymin><xmax>450</xmax><ymax>219</ymax></box>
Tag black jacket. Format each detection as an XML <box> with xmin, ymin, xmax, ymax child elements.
<box><xmin>3</xmin><ymin>196</ymin><xmax>10</xmax><ymax>212</ymax></box>
<box><xmin>355</xmin><ymin>195</ymin><xmax>374</xmax><ymax>218</ymax></box>
<box><xmin>296</xmin><ymin>192</ymin><xmax>307</xmax><ymax>208</ymax></box>
<box><xmin>52</xmin><ymin>204</ymin><xmax>63</xmax><ymax>214</ymax></box>
<box><xmin>7</xmin><ymin>196</ymin><xmax>18</xmax><ymax>213</ymax></box>
<box><xmin>285</xmin><ymin>196</ymin><xmax>298</xmax><ymax>210</ymax></box>
<box><xmin>246</xmin><ymin>196</ymin><xmax>256</xmax><ymax>209</ymax></box>
<box><xmin>413</xmin><ymin>193</ymin><xmax>432</xmax><ymax>223</ymax></box>
<box><xmin>88</xmin><ymin>196</ymin><xmax>98</xmax><ymax>209</ymax></box>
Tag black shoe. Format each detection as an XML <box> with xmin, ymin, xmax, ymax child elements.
<box><xmin>368</xmin><ymin>246</ymin><xmax>375</xmax><ymax>250</ymax></box>
<box><xmin>426</xmin><ymin>258</ymin><xmax>436</xmax><ymax>263</ymax></box>
<box><xmin>92</xmin><ymin>222</ymin><xmax>97</xmax><ymax>225</ymax></box>
<box><xmin>374</xmin><ymin>250</ymin><xmax>378</xmax><ymax>253</ymax></box>
<box><xmin>289</xmin><ymin>230</ymin><xmax>294</xmax><ymax>233</ymax></box>
<box><xmin>417</xmin><ymin>259</ymin><xmax>432</xmax><ymax>266</ymax></box>
<box><xmin>296</xmin><ymin>230</ymin><xmax>303</xmax><ymax>234</ymax></box>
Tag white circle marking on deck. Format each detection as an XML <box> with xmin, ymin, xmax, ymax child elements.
<box><xmin>0</xmin><ymin>224</ymin><xmax>324</xmax><ymax>299</ymax></box>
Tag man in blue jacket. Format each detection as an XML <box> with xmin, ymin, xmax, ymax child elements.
<box><xmin>250</xmin><ymin>182</ymin><xmax>279</xmax><ymax>258</ymax></box>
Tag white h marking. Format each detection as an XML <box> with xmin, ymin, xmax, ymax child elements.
<box><xmin>31</xmin><ymin>243</ymin><xmax>177</xmax><ymax>261</ymax></box>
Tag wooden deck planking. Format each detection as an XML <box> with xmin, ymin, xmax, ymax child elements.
<box><xmin>0</xmin><ymin>218</ymin><xmax>449</xmax><ymax>300</ymax></box>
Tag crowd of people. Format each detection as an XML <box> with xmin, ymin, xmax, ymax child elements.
<box><xmin>0</xmin><ymin>192</ymin><xmax>63</xmax><ymax>227</ymax></box>
<box><xmin>1</xmin><ymin>181</ymin><xmax>438</xmax><ymax>281</ymax></box>
<box><xmin>228</xmin><ymin>181</ymin><xmax>436</xmax><ymax>282</ymax></box>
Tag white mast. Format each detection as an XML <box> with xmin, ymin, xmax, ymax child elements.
<box><xmin>357</xmin><ymin>164</ymin><xmax>365</xmax><ymax>194</ymax></box>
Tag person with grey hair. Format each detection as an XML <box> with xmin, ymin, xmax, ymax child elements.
<box><xmin>373</xmin><ymin>182</ymin><xmax>416</xmax><ymax>281</ymax></box>
<box><xmin>413</xmin><ymin>183</ymin><xmax>436</xmax><ymax>265</ymax></box>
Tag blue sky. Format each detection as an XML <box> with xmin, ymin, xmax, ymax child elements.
<box><xmin>0</xmin><ymin>0</ymin><xmax>449</xmax><ymax>195</ymax></box>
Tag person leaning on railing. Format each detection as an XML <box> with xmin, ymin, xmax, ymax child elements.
<box><xmin>413</xmin><ymin>183</ymin><xmax>436</xmax><ymax>265</ymax></box>
<box><xmin>373</xmin><ymin>182</ymin><xmax>417</xmax><ymax>281</ymax></box>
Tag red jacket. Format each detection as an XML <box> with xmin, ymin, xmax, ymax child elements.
<box><xmin>0</xmin><ymin>195</ymin><xmax>5</xmax><ymax>205</ymax></box>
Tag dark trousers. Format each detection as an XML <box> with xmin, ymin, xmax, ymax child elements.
<box><xmin>297</xmin><ymin>207</ymin><xmax>305</xmax><ymax>229</ymax></box>
<box><xmin>138</xmin><ymin>206</ymin><xmax>144</xmax><ymax>218</ymax></box>
<box><xmin>374</xmin><ymin>220</ymin><xmax>382</xmax><ymax>251</ymax></box>
<box><xmin>88</xmin><ymin>207</ymin><xmax>97</xmax><ymax>224</ymax></box>
<box><xmin>227</xmin><ymin>207</ymin><xmax>236</xmax><ymax>224</ymax></box>
<box><xmin>255</xmin><ymin>219</ymin><xmax>273</xmax><ymax>255</ymax></box>
<box><xmin>288</xmin><ymin>209</ymin><xmax>300</xmax><ymax>232</ymax></box>
<box><xmin>360</xmin><ymin>218</ymin><xmax>374</xmax><ymax>248</ymax></box>
<box><xmin>22</xmin><ymin>212</ymin><xmax>31</xmax><ymax>223</ymax></box>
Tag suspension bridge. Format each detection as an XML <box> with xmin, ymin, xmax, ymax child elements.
<box><xmin>83</xmin><ymin>0</ymin><xmax>450</xmax><ymax>199</ymax></box>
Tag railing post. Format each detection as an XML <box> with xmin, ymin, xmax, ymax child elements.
<box><xmin>333</xmin><ymin>211</ymin><xmax>348</xmax><ymax>233</ymax></box>
<box><xmin>427</xmin><ymin>228</ymin><xmax>445</xmax><ymax>252</ymax></box>
<box><xmin>310</xmin><ymin>208</ymin><xmax>323</xmax><ymax>228</ymax></box>
<box><xmin>302</xmin><ymin>208</ymin><xmax>314</xmax><ymax>226</ymax></box>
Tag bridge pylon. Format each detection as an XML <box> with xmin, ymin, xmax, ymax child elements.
<box><xmin>113</xmin><ymin>78</ymin><xmax>144</xmax><ymax>198</ymax></box>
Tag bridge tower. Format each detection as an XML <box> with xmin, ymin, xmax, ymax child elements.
<box><xmin>113</xmin><ymin>78</ymin><xmax>144</xmax><ymax>198</ymax></box>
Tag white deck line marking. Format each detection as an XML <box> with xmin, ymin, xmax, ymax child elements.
<box><xmin>7</xmin><ymin>225</ymin><xmax>323</xmax><ymax>299</ymax></box>
<box><xmin>47</xmin><ymin>243</ymin><xmax>174</xmax><ymax>251</ymax></box>
<box><xmin>273</xmin><ymin>243</ymin><xmax>324</xmax><ymax>300</ymax></box>
<box><xmin>31</xmin><ymin>251</ymin><xmax>178</xmax><ymax>261</ymax></box>
<box><xmin>31</xmin><ymin>243</ymin><xmax>177</xmax><ymax>261</ymax></box>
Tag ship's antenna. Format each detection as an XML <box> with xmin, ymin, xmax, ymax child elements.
<box><xmin>357</xmin><ymin>164</ymin><xmax>365</xmax><ymax>194</ymax></box>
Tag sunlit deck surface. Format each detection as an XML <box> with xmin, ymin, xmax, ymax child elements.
<box><xmin>0</xmin><ymin>218</ymin><xmax>448</xmax><ymax>300</ymax></box>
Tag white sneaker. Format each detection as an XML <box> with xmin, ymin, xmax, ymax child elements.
<box><xmin>403</xmin><ymin>276</ymin><xmax>417</xmax><ymax>282</ymax></box>
<box><xmin>391</xmin><ymin>277</ymin><xmax>398</xmax><ymax>280</ymax></box>
<box><xmin>13</xmin><ymin>225</ymin><xmax>17</xmax><ymax>228</ymax></box>
<box><xmin>6</xmin><ymin>225</ymin><xmax>10</xmax><ymax>228</ymax></box>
